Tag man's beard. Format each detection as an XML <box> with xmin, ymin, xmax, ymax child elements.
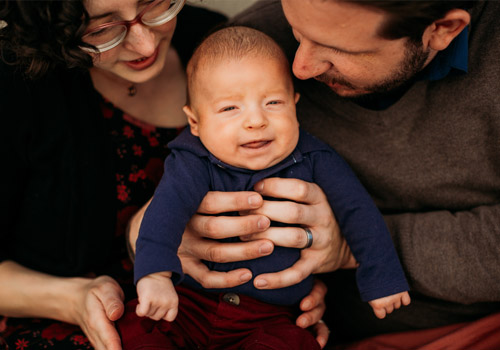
<box><xmin>316</xmin><ymin>39</ymin><xmax>431</xmax><ymax>98</ymax></box>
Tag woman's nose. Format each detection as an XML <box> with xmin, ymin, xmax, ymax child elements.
<box><xmin>122</xmin><ymin>23</ymin><xmax>157</xmax><ymax>57</ymax></box>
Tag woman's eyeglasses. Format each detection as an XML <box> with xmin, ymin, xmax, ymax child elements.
<box><xmin>81</xmin><ymin>0</ymin><xmax>186</xmax><ymax>53</ymax></box>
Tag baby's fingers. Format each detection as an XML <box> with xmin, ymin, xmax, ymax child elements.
<box><xmin>402</xmin><ymin>292</ymin><xmax>411</xmax><ymax>306</ymax></box>
<box><xmin>373</xmin><ymin>307</ymin><xmax>387</xmax><ymax>319</ymax></box>
<box><xmin>163</xmin><ymin>307</ymin><xmax>178</xmax><ymax>323</ymax></box>
<box><xmin>135</xmin><ymin>301</ymin><xmax>153</xmax><ymax>318</ymax></box>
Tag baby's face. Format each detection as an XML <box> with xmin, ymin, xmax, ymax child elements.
<box><xmin>188</xmin><ymin>55</ymin><xmax>300</xmax><ymax>170</ymax></box>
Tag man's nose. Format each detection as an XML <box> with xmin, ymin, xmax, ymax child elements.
<box><xmin>292</xmin><ymin>40</ymin><xmax>331</xmax><ymax>80</ymax></box>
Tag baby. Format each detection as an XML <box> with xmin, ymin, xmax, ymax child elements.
<box><xmin>125</xmin><ymin>26</ymin><xmax>410</xmax><ymax>349</ymax></box>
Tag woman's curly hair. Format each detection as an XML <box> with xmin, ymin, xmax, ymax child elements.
<box><xmin>0</xmin><ymin>0</ymin><xmax>94</xmax><ymax>78</ymax></box>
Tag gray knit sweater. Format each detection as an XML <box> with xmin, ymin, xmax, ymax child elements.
<box><xmin>234</xmin><ymin>0</ymin><xmax>500</xmax><ymax>336</ymax></box>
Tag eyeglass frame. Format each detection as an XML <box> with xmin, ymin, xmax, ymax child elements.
<box><xmin>81</xmin><ymin>0</ymin><xmax>186</xmax><ymax>53</ymax></box>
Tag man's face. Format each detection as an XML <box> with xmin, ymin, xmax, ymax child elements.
<box><xmin>282</xmin><ymin>0</ymin><xmax>432</xmax><ymax>97</ymax></box>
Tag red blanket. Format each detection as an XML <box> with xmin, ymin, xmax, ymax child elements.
<box><xmin>333</xmin><ymin>312</ymin><xmax>500</xmax><ymax>350</ymax></box>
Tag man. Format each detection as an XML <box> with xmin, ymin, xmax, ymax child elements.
<box><xmin>228</xmin><ymin>0</ymin><xmax>500</xmax><ymax>344</ymax></box>
<box><xmin>129</xmin><ymin>0</ymin><xmax>500</xmax><ymax>347</ymax></box>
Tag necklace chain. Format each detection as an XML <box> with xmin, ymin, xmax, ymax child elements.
<box><xmin>128</xmin><ymin>84</ymin><xmax>137</xmax><ymax>97</ymax></box>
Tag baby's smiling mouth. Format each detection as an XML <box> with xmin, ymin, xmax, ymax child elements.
<box><xmin>241</xmin><ymin>140</ymin><xmax>271</xmax><ymax>149</ymax></box>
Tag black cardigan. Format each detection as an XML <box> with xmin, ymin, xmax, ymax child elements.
<box><xmin>0</xmin><ymin>5</ymin><xmax>226</xmax><ymax>277</ymax></box>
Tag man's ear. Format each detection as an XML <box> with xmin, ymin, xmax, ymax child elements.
<box><xmin>183</xmin><ymin>105</ymin><xmax>200</xmax><ymax>136</ymax></box>
<box><xmin>423</xmin><ymin>9</ymin><xmax>470</xmax><ymax>51</ymax></box>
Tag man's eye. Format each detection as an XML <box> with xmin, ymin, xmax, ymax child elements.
<box><xmin>268</xmin><ymin>101</ymin><xmax>282</xmax><ymax>105</ymax></box>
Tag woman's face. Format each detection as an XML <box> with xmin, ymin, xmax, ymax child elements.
<box><xmin>84</xmin><ymin>0</ymin><xmax>178</xmax><ymax>83</ymax></box>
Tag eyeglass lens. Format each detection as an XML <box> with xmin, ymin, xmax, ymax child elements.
<box><xmin>82</xmin><ymin>0</ymin><xmax>182</xmax><ymax>52</ymax></box>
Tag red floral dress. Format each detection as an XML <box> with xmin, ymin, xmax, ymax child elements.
<box><xmin>0</xmin><ymin>98</ymin><xmax>184</xmax><ymax>350</ymax></box>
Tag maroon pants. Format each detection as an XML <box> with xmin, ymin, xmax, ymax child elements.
<box><xmin>117</xmin><ymin>285</ymin><xmax>320</xmax><ymax>350</ymax></box>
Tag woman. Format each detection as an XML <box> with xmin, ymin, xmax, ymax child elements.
<box><xmin>0</xmin><ymin>0</ymin><xmax>334</xmax><ymax>349</ymax></box>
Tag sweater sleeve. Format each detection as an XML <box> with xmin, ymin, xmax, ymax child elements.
<box><xmin>0</xmin><ymin>66</ymin><xmax>31</xmax><ymax>264</ymax></box>
<box><xmin>134</xmin><ymin>149</ymin><xmax>211</xmax><ymax>285</ymax></box>
<box><xmin>384</xmin><ymin>206</ymin><xmax>500</xmax><ymax>304</ymax></box>
<box><xmin>311</xmin><ymin>150</ymin><xmax>409</xmax><ymax>302</ymax></box>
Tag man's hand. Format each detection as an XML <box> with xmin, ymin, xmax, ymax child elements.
<box><xmin>247</xmin><ymin>178</ymin><xmax>357</xmax><ymax>289</ymax></box>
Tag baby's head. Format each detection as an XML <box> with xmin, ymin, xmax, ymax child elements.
<box><xmin>183</xmin><ymin>26</ymin><xmax>300</xmax><ymax>171</ymax></box>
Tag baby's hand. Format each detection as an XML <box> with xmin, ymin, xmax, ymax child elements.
<box><xmin>136</xmin><ymin>271</ymin><xmax>178</xmax><ymax>322</ymax></box>
<box><xmin>368</xmin><ymin>291</ymin><xmax>411</xmax><ymax>319</ymax></box>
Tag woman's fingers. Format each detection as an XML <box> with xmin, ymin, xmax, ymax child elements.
<box><xmin>86</xmin><ymin>295</ymin><xmax>123</xmax><ymax>350</ymax></box>
<box><xmin>95</xmin><ymin>279</ymin><xmax>125</xmax><ymax>321</ymax></box>
<box><xmin>297</xmin><ymin>280</ymin><xmax>329</xmax><ymax>348</ymax></box>
<box><xmin>76</xmin><ymin>276</ymin><xmax>124</xmax><ymax>350</ymax></box>
<box><xmin>312</xmin><ymin>320</ymin><xmax>330</xmax><ymax>349</ymax></box>
<box><xmin>296</xmin><ymin>279</ymin><xmax>327</xmax><ymax>327</ymax></box>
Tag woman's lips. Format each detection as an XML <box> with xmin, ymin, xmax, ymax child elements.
<box><xmin>124</xmin><ymin>48</ymin><xmax>159</xmax><ymax>70</ymax></box>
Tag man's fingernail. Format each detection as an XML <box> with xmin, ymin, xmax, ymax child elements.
<box><xmin>302</xmin><ymin>301</ymin><xmax>311</xmax><ymax>310</ymax></box>
<box><xmin>255</xmin><ymin>279</ymin><xmax>268</xmax><ymax>288</ymax></box>
<box><xmin>240</xmin><ymin>272</ymin><xmax>252</xmax><ymax>282</ymax></box>
<box><xmin>248</xmin><ymin>194</ymin><xmax>260</xmax><ymax>207</ymax></box>
<box><xmin>259</xmin><ymin>242</ymin><xmax>273</xmax><ymax>255</ymax></box>
<box><xmin>254</xmin><ymin>182</ymin><xmax>264</xmax><ymax>192</ymax></box>
<box><xmin>257</xmin><ymin>217</ymin><xmax>269</xmax><ymax>230</ymax></box>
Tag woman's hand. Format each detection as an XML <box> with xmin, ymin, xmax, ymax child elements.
<box><xmin>70</xmin><ymin>276</ymin><xmax>125</xmax><ymax>350</ymax></box>
<box><xmin>296</xmin><ymin>279</ymin><xmax>330</xmax><ymax>348</ymax></box>
<box><xmin>0</xmin><ymin>261</ymin><xmax>125</xmax><ymax>350</ymax></box>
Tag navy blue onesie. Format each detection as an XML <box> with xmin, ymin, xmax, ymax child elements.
<box><xmin>135</xmin><ymin>128</ymin><xmax>409</xmax><ymax>305</ymax></box>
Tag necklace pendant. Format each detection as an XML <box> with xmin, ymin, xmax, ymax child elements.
<box><xmin>128</xmin><ymin>84</ymin><xmax>137</xmax><ymax>97</ymax></box>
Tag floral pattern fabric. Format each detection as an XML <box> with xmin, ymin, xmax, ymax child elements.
<box><xmin>0</xmin><ymin>98</ymin><xmax>184</xmax><ymax>349</ymax></box>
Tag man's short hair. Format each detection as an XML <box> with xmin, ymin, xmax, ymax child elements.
<box><xmin>345</xmin><ymin>1</ymin><xmax>474</xmax><ymax>43</ymax></box>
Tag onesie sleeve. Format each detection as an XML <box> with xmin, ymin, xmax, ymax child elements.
<box><xmin>134</xmin><ymin>149</ymin><xmax>211</xmax><ymax>285</ymax></box>
<box><xmin>311</xmin><ymin>150</ymin><xmax>409</xmax><ymax>301</ymax></box>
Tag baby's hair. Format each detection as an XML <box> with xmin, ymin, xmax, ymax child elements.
<box><xmin>186</xmin><ymin>26</ymin><xmax>292</xmax><ymax>106</ymax></box>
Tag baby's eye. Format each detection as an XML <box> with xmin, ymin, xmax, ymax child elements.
<box><xmin>267</xmin><ymin>100</ymin><xmax>282</xmax><ymax>106</ymax></box>
<box><xmin>220</xmin><ymin>106</ymin><xmax>236</xmax><ymax>112</ymax></box>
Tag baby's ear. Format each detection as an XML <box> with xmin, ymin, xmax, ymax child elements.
<box><xmin>183</xmin><ymin>105</ymin><xmax>199</xmax><ymax>136</ymax></box>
